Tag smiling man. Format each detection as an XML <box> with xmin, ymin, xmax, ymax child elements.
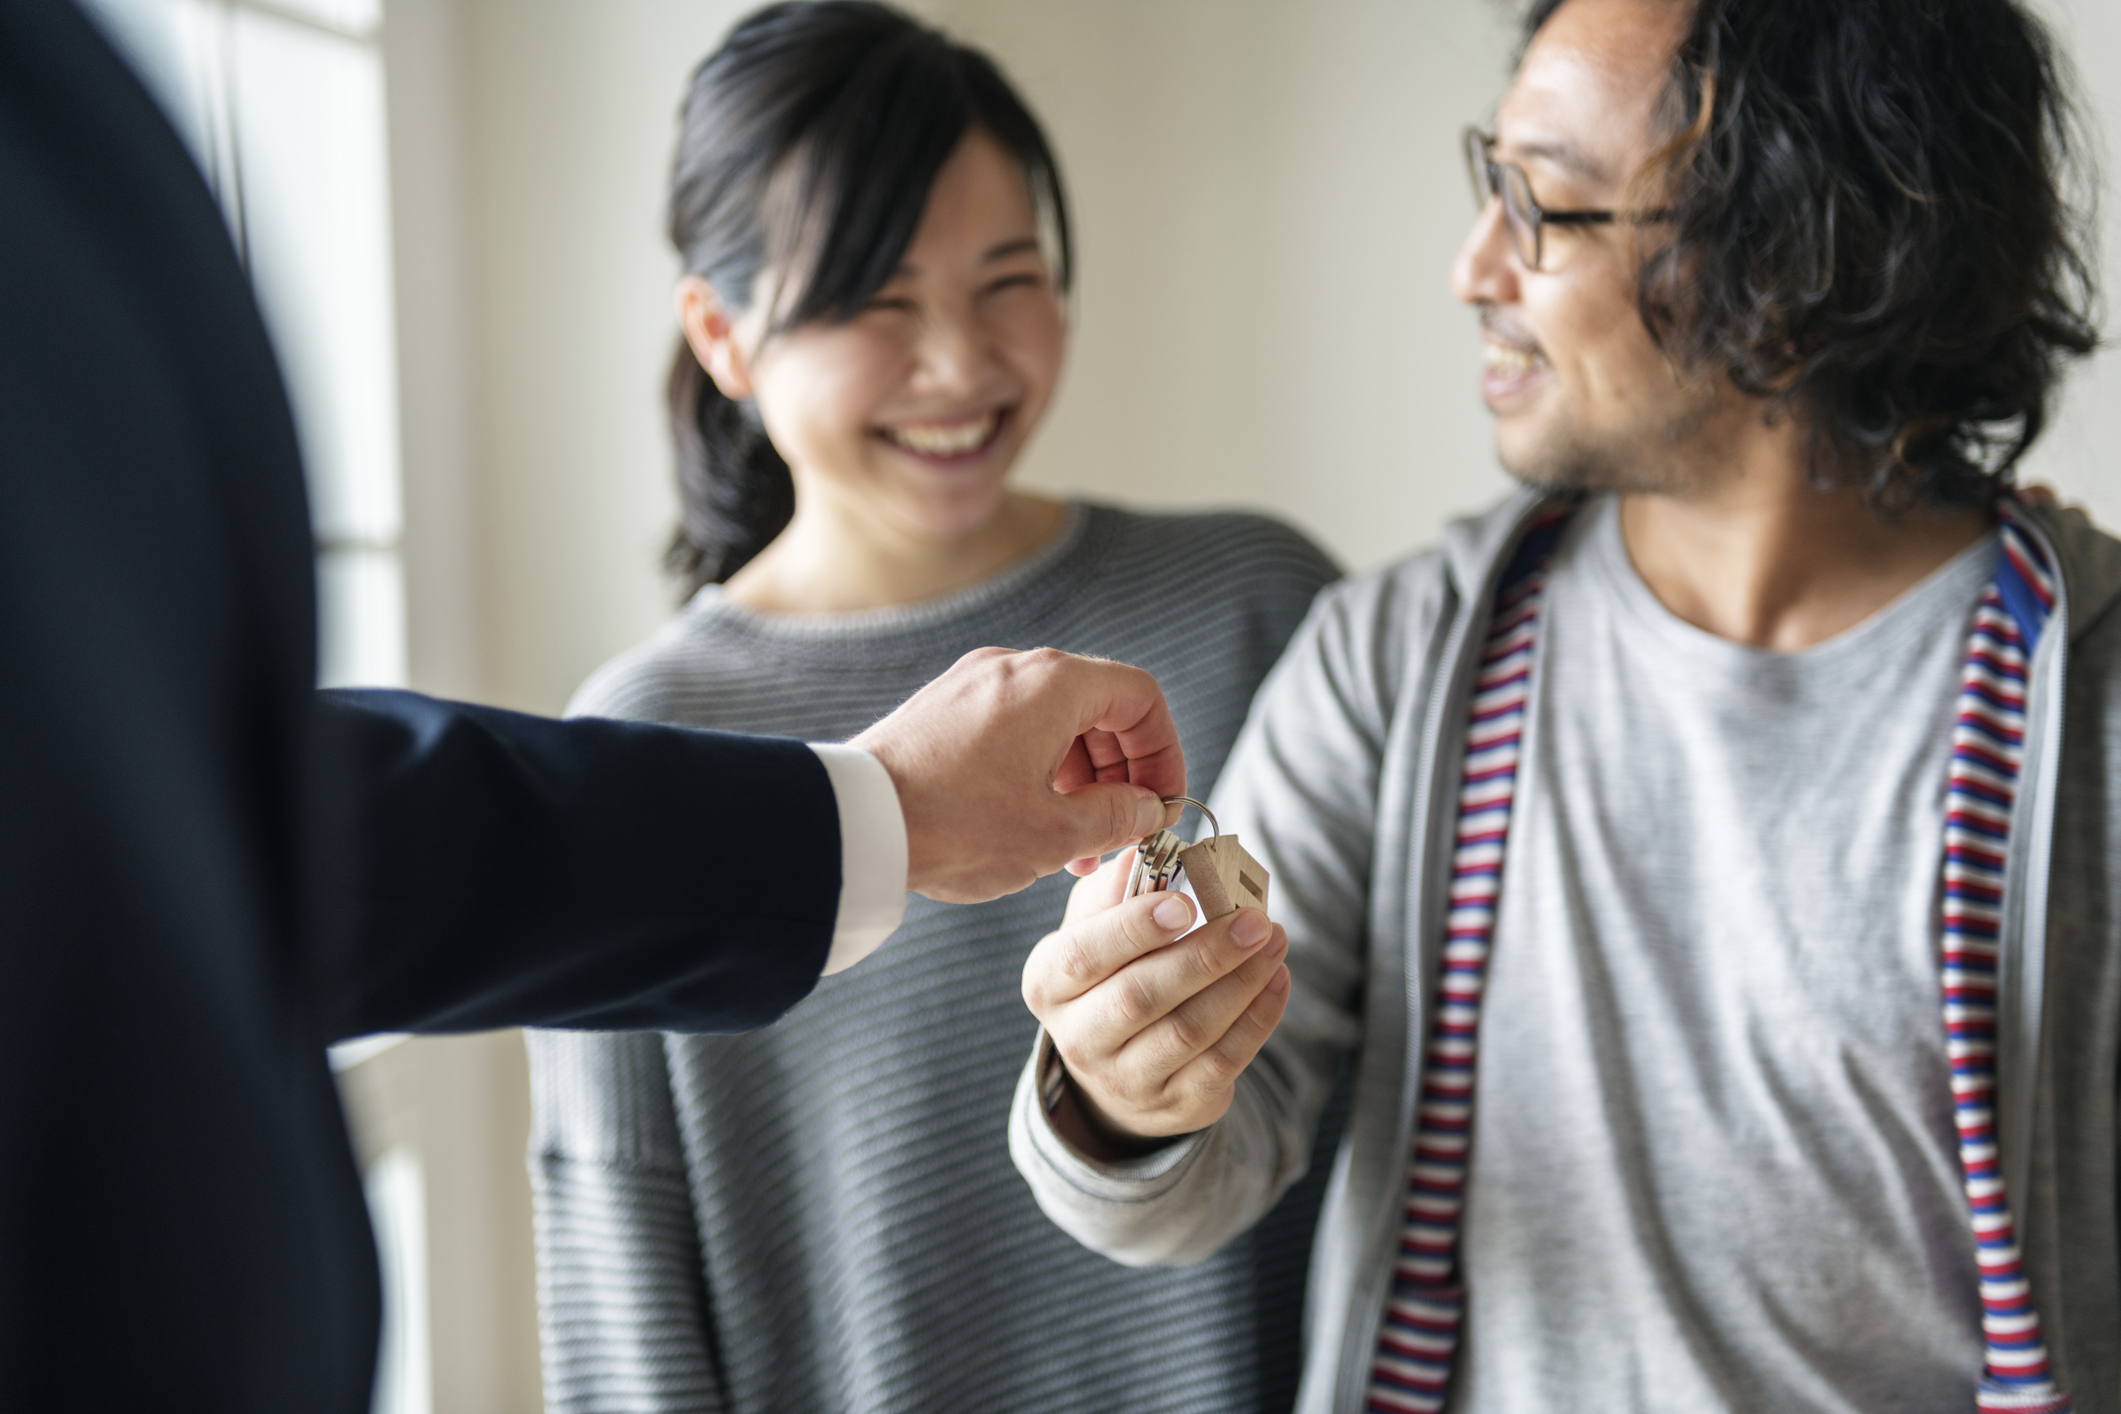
<box><xmin>1008</xmin><ymin>0</ymin><xmax>2121</xmax><ymax>1411</ymax></box>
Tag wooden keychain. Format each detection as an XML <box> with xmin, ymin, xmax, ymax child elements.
<box><xmin>1038</xmin><ymin>796</ymin><xmax>1273</xmax><ymax>1118</ymax></box>
<box><xmin>1125</xmin><ymin>796</ymin><xmax>1269</xmax><ymax>919</ymax></box>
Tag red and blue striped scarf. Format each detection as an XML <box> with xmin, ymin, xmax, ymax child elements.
<box><xmin>1365</xmin><ymin>501</ymin><xmax>2069</xmax><ymax>1414</ymax></box>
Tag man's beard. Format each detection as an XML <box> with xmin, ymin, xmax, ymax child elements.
<box><xmin>1498</xmin><ymin>383</ymin><xmax>1727</xmax><ymax>496</ymax></box>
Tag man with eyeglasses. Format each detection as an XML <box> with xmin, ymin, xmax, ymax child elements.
<box><xmin>1011</xmin><ymin>0</ymin><xmax>2121</xmax><ymax>1411</ymax></box>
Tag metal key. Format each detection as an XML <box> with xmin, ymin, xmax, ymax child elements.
<box><xmin>1124</xmin><ymin>797</ymin><xmax>1215</xmax><ymax>899</ymax></box>
<box><xmin>1124</xmin><ymin>797</ymin><xmax>1268</xmax><ymax>919</ymax></box>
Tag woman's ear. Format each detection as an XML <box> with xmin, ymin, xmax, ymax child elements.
<box><xmin>676</xmin><ymin>274</ymin><xmax>756</xmax><ymax>401</ymax></box>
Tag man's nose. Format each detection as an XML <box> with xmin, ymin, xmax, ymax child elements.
<box><xmin>1451</xmin><ymin>198</ymin><xmax>1519</xmax><ymax>307</ymax></box>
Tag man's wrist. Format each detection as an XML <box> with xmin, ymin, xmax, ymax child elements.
<box><xmin>1037</xmin><ymin>1032</ymin><xmax>1178</xmax><ymax>1162</ymax></box>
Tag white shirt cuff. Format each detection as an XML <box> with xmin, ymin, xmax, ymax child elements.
<box><xmin>808</xmin><ymin>743</ymin><xmax>909</xmax><ymax>975</ymax></box>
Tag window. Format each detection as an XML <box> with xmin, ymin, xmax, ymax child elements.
<box><xmin>81</xmin><ymin>0</ymin><xmax>406</xmax><ymax>689</ymax></box>
<box><xmin>78</xmin><ymin>7</ymin><xmax>425</xmax><ymax>1411</ymax></box>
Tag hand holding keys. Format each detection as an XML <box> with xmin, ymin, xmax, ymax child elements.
<box><xmin>1020</xmin><ymin>801</ymin><xmax>1289</xmax><ymax>1160</ymax></box>
<box><xmin>852</xmin><ymin>647</ymin><xmax>1187</xmax><ymax>903</ymax></box>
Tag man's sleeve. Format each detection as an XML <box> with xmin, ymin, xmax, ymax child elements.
<box><xmin>314</xmin><ymin>689</ymin><xmax>844</xmax><ymax>1041</ymax></box>
<box><xmin>810</xmin><ymin>743</ymin><xmax>909</xmax><ymax>974</ymax></box>
<box><xmin>1008</xmin><ymin>579</ymin><xmax>1383</xmax><ymax>1263</ymax></box>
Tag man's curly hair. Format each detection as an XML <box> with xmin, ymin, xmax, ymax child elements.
<box><xmin>1523</xmin><ymin>0</ymin><xmax>2101</xmax><ymax>509</ymax></box>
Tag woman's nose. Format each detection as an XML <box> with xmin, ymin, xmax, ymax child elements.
<box><xmin>914</xmin><ymin>303</ymin><xmax>993</xmax><ymax>394</ymax></box>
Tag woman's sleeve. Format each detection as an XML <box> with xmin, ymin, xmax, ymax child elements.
<box><xmin>526</xmin><ymin>1028</ymin><xmax>728</xmax><ymax>1414</ymax></box>
<box><xmin>1009</xmin><ymin>575</ymin><xmax>1391</xmax><ymax>1263</ymax></box>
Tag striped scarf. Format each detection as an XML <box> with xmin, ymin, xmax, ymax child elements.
<box><xmin>1364</xmin><ymin>502</ymin><xmax>2069</xmax><ymax>1414</ymax></box>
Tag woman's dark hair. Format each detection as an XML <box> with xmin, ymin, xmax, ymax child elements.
<box><xmin>664</xmin><ymin>1</ymin><xmax>1072</xmax><ymax>593</ymax></box>
<box><xmin>1521</xmin><ymin>0</ymin><xmax>2101</xmax><ymax>508</ymax></box>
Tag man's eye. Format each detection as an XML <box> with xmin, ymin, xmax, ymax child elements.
<box><xmin>983</xmin><ymin>274</ymin><xmax>1043</xmax><ymax>296</ymax></box>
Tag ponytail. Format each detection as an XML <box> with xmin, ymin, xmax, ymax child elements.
<box><xmin>665</xmin><ymin>338</ymin><xmax>792</xmax><ymax>594</ymax></box>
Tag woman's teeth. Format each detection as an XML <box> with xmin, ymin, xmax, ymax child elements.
<box><xmin>1483</xmin><ymin>343</ymin><xmax>1544</xmax><ymax>377</ymax></box>
<box><xmin>884</xmin><ymin>412</ymin><xmax>999</xmax><ymax>457</ymax></box>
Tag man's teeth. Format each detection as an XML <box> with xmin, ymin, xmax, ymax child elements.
<box><xmin>1483</xmin><ymin>344</ymin><xmax>1544</xmax><ymax>378</ymax></box>
<box><xmin>886</xmin><ymin>412</ymin><xmax>999</xmax><ymax>456</ymax></box>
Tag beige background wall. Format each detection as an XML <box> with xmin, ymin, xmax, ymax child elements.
<box><xmin>361</xmin><ymin>1</ymin><xmax>2121</xmax><ymax>1407</ymax></box>
<box><xmin>393</xmin><ymin>0</ymin><xmax>2121</xmax><ymax>722</ymax></box>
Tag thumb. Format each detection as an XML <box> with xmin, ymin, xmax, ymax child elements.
<box><xmin>1045</xmin><ymin>782</ymin><xmax>1166</xmax><ymax>866</ymax></box>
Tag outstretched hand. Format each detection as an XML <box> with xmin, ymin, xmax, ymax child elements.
<box><xmin>1021</xmin><ymin>852</ymin><xmax>1290</xmax><ymax>1158</ymax></box>
<box><xmin>851</xmin><ymin>647</ymin><xmax>1186</xmax><ymax>903</ymax></box>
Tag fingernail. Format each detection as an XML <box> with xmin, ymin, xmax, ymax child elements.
<box><xmin>1152</xmin><ymin>894</ymin><xmax>1193</xmax><ymax>931</ymax></box>
<box><xmin>1231</xmin><ymin>910</ymin><xmax>1270</xmax><ymax>948</ymax></box>
<box><xmin>1268</xmin><ymin>965</ymin><xmax>1290</xmax><ymax>995</ymax></box>
<box><xmin>1133</xmin><ymin>792</ymin><xmax>1164</xmax><ymax>837</ymax></box>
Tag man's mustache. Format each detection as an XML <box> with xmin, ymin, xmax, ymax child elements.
<box><xmin>1479</xmin><ymin>305</ymin><xmax>1542</xmax><ymax>356</ymax></box>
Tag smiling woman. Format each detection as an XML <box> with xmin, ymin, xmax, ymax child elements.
<box><xmin>683</xmin><ymin>128</ymin><xmax>1072</xmax><ymax>612</ymax></box>
<box><xmin>658</xmin><ymin>0</ymin><xmax>1072</xmax><ymax>605</ymax></box>
<box><xmin>522</xmin><ymin>4</ymin><xmax>1344</xmax><ymax>1413</ymax></box>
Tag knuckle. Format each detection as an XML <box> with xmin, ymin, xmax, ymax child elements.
<box><xmin>1182</xmin><ymin>935</ymin><xmax>1225</xmax><ymax>988</ymax></box>
<box><xmin>1103</xmin><ymin>791</ymin><xmax>1133</xmax><ymax>843</ymax></box>
<box><xmin>1161</xmin><ymin>1007</ymin><xmax>1208</xmax><ymax>1059</ymax></box>
<box><xmin>1113</xmin><ymin>969</ymin><xmax>1158</xmax><ymax>1027</ymax></box>
<box><xmin>1123</xmin><ymin>905</ymin><xmax>1170</xmax><ymax>958</ymax></box>
<box><xmin>1188</xmin><ymin>1068</ymin><xmax>1234</xmax><ymax>1114</ymax></box>
<box><xmin>1194</xmin><ymin>1044</ymin><xmax>1241</xmax><ymax>1086</ymax></box>
<box><xmin>1054</xmin><ymin>930</ymin><xmax>1098</xmax><ymax>989</ymax></box>
<box><xmin>1140</xmin><ymin>1033</ymin><xmax>1189</xmax><ymax>1080</ymax></box>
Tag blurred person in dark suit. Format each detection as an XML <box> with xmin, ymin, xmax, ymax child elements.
<box><xmin>0</xmin><ymin>3</ymin><xmax>1187</xmax><ymax>1409</ymax></box>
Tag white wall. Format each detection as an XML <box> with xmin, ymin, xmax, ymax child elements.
<box><xmin>932</xmin><ymin>0</ymin><xmax>1521</xmax><ymax>574</ymax></box>
<box><xmin>2017</xmin><ymin>0</ymin><xmax>2121</xmax><ymax>517</ymax></box>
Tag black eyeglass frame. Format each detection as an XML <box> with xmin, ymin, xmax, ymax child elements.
<box><xmin>1463</xmin><ymin>126</ymin><xmax>1671</xmax><ymax>271</ymax></box>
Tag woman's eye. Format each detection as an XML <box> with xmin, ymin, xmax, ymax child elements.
<box><xmin>862</xmin><ymin>296</ymin><xmax>916</xmax><ymax>315</ymax></box>
<box><xmin>982</xmin><ymin>273</ymin><xmax>1043</xmax><ymax>297</ymax></box>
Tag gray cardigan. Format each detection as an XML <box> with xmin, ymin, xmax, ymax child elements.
<box><xmin>1010</xmin><ymin>490</ymin><xmax>2121</xmax><ymax>1414</ymax></box>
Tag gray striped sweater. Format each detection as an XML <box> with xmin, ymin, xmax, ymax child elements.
<box><xmin>527</xmin><ymin>503</ymin><xmax>1343</xmax><ymax>1414</ymax></box>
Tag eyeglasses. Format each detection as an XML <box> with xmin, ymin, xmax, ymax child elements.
<box><xmin>1462</xmin><ymin>126</ymin><xmax>1670</xmax><ymax>271</ymax></box>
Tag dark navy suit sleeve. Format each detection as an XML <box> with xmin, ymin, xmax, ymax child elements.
<box><xmin>314</xmin><ymin>690</ymin><xmax>841</xmax><ymax>1040</ymax></box>
<box><xmin>0</xmin><ymin>5</ymin><xmax>851</xmax><ymax>1410</ymax></box>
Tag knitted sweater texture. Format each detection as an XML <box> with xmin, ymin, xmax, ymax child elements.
<box><xmin>527</xmin><ymin>503</ymin><xmax>1341</xmax><ymax>1414</ymax></box>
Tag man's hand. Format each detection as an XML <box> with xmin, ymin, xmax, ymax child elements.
<box><xmin>851</xmin><ymin>648</ymin><xmax>1187</xmax><ymax>904</ymax></box>
<box><xmin>1021</xmin><ymin>853</ymin><xmax>1290</xmax><ymax>1158</ymax></box>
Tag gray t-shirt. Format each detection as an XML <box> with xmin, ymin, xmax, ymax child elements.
<box><xmin>1455</xmin><ymin>498</ymin><xmax>2000</xmax><ymax>1411</ymax></box>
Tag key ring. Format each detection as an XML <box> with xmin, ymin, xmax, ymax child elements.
<box><xmin>1125</xmin><ymin>797</ymin><xmax>1221</xmax><ymax>899</ymax></box>
<box><xmin>1160</xmin><ymin>796</ymin><xmax>1219</xmax><ymax>839</ymax></box>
